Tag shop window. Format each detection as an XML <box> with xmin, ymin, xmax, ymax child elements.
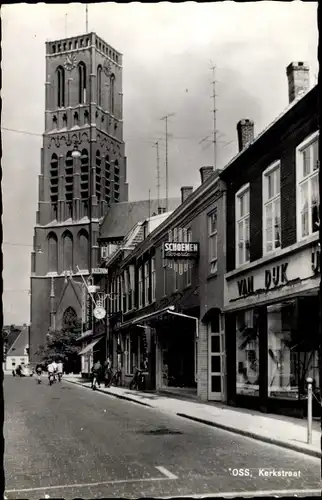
<box><xmin>267</xmin><ymin>300</ymin><xmax>319</xmax><ymax>399</ymax></box>
<box><xmin>208</xmin><ymin>209</ymin><xmax>218</xmax><ymax>273</ymax></box>
<box><xmin>236</xmin><ymin>309</ymin><xmax>259</xmax><ymax>396</ymax></box>
<box><xmin>263</xmin><ymin>161</ymin><xmax>281</xmax><ymax>253</ymax></box>
<box><xmin>236</xmin><ymin>185</ymin><xmax>250</xmax><ymax>267</ymax></box>
<box><xmin>296</xmin><ymin>131</ymin><xmax>320</xmax><ymax>239</ymax></box>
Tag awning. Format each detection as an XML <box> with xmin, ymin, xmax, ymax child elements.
<box><xmin>76</xmin><ymin>330</ymin><xmax>93</xmax><ymax>342</ymax></box>
<box><xmin>118</xmin><ymin>306</ymin><xmax>199</xmax><ymax>337</ymax></box>
<box><xmin>78</xmin><ymin>336</ymin><xmax>103</xmax><ymax>356</ymax></box>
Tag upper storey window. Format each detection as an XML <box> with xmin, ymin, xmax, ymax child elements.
<box><xmin>297</xmin><ymin>131</ymin><xmax>320</xmax><ymax>240</ymax></box>
<box><xmin>78</xmin><ymin>62</ymin><xmax>87</xmax><ymax>104</ymax></box>
<box><xmin>236</xmin><ymin>184</ymin><xmax>250</xmax><ymax>267</ymax></box>
<box><xmin>97</xmin><ymin>65</ymin><xmax>102</xmax><ymax>107</ymax></box>
<box><xmin>263</xmin><ymin>161</ymin><xmax>281</xmax><ymax>253</ymax></box>
<box><xmin>56</xmin><ymin>66</ymin><xmax>65</xmax><ymax>107</ymax></box>
<box><xmin>110</xmin><ymin>74</ymin><xmax>115</xmax><ymax>115</ymax></box>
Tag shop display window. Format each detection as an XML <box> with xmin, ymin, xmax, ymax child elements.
<box><xmin>236</xmin><ymin>309</ymin><xmax>259</xmax><ymax>396</ymax></box>
<box><xmin>267</xmin><ymin>300</ymin><xmax>320</xmax><ymax>399</ymax></box>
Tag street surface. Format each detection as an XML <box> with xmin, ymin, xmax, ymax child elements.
<box><xmin>4</xmin><ymin>375</ymin><xmax>321</xmax><ymax>499</ymax></box>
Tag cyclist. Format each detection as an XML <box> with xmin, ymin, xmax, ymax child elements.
<box><xmin>47</xmin><ymin>361</ymin><xmax>55</xmax><ymax>385</ymax></box>
<box><xmin>35</xmin><ymin>363</ymin><xmax>42</xmax><ymax>383</ymax></box>
<box><xmin>57</xmin><ymin>360</ymin><xmax>63</xmax><ymax>382</ymax></box>
<box><xmin>52</xmin><ymin>360</ymin><xmax>58</xmax><ymax>382</ymax></box>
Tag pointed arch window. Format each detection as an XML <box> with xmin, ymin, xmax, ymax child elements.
<box><xmin>78</xmin><ymin>62</ymin><xmax>87</xmax><ymax>104</ymax></box>
<box><xmin>97</xmin><ymin>65</ymin><xmax>102</xmax><ymax>107</ymax></box>
<box><xmin>48</xmin><ymin>232</ymin><xmax>58</xmax><ymax>273</ymax></box>
<box><xmin>77</xmin><ymin>229</ymin><xmax>89</xmax><ymax>270</ymax></box>
<box><xmin>62</xmin><ymin>231</ymin><xmax>73</xmax><ymax>271</ymax></box>
<box><xmin>110</xmin><ymin>74</ymin><xmax>115</xmax><ymax>115</ymax></box>
<box><xmin>56</xmin><ymin>66</ymin><xmax>65</xmax><ymax>107</ymax></box>
<box><xmin>63</xmin><ymin>306</ymin><xmax>77</xmax><ymax>329</ymax></box>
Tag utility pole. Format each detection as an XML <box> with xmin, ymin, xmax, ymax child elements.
<box><xmin>153</xmin><ymin>140</ymin><xmax>161</xmax><ymax>210</ymax></box>
<box><xmin>210</xmin><ymin>62</ymin><xmax>218</xmax><ymax>170</ymax></box>
<box><xmin>160</xmin><ymin>113</ymin><xmax>175</xmax><ymax>212</ymax></box>
<box><xmin>86</xmin><ymin>4</ymin><xmax>88</xmax><ymax>32</ymax></box>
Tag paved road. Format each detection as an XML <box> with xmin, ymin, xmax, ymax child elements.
<box><xmin>4</xmin><ymin>375</ymin><xmax>321</xmax><ymax>499</ymax></box>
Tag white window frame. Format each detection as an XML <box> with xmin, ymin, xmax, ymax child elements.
<box><xmin>208</xmin><ymin>208</ymin><xmax>218</xmax><ymax>274</ymax></box>
<box><xmin>262</xmin><ymin>160</ymin><xmax>281</xmax><ymax>254</ymax></box>
<box><xmin>129</xmin><ymin>265</ymin><xmax>135</xmax><ymax>310</ymax></box>
<box><xmin>296</xmin><ymin>131</ymin><xmax>320</xmax><ymax>241</ymax></box>
<box><xmin>168</xmin><ymin>229</ymin><xmax>173</xmax><ymax>269</ymax></box>
<box><xmin>235</xmin><ymin>183</ymin><xmax>250</xmax><ymax>268</ymax></box>
<box><xmin>178</xmin><ymin>228</ymin><xmax>183</xmax><ymax>276</ymax></box>
<box><xmin>173</xmin><ymin>228</ymin><xmax>178</xmax><ymax>290</ymax></box>
<box><xmin>144</xmin><ymin>261</ymin><xmax>149</xmax><ymax>306</ymax></box>
<box><xmin>138</xmin><ymin>266</ymin><xmax>143</xmax><ymax>309</ymax></box>
<box><xmin>151</xmin><ymin>257</ymin><xmax>156</xmax><ymax>302</ymax></box>
<box><xmin>187</xmin><ymin>229</ymin><xmax>192</xmax><ymax>286</ymax></box>
<box><xmin>183</xmin><ymin>228</ymin><xmax>188</xmax><ymax>276</ymax></box>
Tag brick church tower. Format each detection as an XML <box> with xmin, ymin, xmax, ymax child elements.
<box><xmin>30</xmin><ymin>33</ymin><xmax>128</xmax><ymax>360</ymax></box>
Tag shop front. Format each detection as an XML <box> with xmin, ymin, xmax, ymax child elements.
<box><xmin>224</xmin><ymin>241</ymin><xmax>320</xmax><ymax>417</ymax></box>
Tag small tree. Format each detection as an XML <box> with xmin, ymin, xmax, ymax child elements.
<box><xmin>36</xmin><ymin>319</ymin><xmax>82</xmax><ymax>373</ymax></box>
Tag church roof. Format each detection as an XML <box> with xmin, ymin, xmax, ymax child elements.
<box><xmin>100</xmin><ymin>198</ymin><xmax>181</xmax><ymax>240</ymax></box>
<box><xmin>7</xmin><ymin>326</ymin><xmax>29</xmax><ymax>357</ymax></box>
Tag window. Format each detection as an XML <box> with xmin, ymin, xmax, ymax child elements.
<box><xmin>48</xmin><ymin>232</ymin><xmax>58</xmax><ymax>273</ymax></box>
<box><xmin>151</xmin><ymin>257</ymin><xmax>156</xmax><ymax>302</ymax></box>
<box><xmin>129</xmin><ymin>265</ymin><xmax>135</xmax><ymax>310</ymax></box>
<box><xmin>97</xmin><ymin>65</ymin><xmax>102</xmax><ymax>107</ymax></box>
<box><xmin>173</xmin><ymin>228</ymin><xmax>178</xmax><ymax>290</ymax></box>
<box><xmin>208</xmin><ymin>209</ymin><xmax>218</xmax><ymax>273</ymax></box>
<box><xmin>163</xmin><ymin>249</ymin><xmax>167</xmax><ymax>296</ymax></box>
<box><xmin>56</xmin><ymin>66</ymin><xmax>65</xmax><ymax>107</ymax></box>
<box><xmin>178</xmin><ymin>228</ymin><xmax>183</xmax><ymax>276</ymax></box>
<box><xmin>78</xmin><ymin>62</ymin><xmax>87</xmax><ymax>104</ymax></box>
<box><xmin>297</xmin><ymin>132</ymin><xmax>320</xmax><ymax>239</ymax></box>
<box><xmin>138</xmin><ymin>266</ymin><xmax>143</xmax><ymax>308</ymax></box>
<box><xmin>236</xmin><ymin>185</ymin><xmax>250</xmax><ymax>267</ymax></box>
<box><xmin>122</xmin><ymin>272</ymin><xmax>127</xmax><ymax>312</ymax></box>
<box><xmin>167</xmin><ymin>229</ymin><xmax>173</xmax><ymax>269</ymax></box>
<box><xmin>263</xmin><ymin>161</ymin><xmax>281</xmax><ymax>253</ymax></box>
<box><xmin>187</xmin><ymin>229</ymin><xmax>192</xmax><ymax>286</ymax></box>
<box><xmin>144</xmin><ymin>261</ymin><xmax>149</xmax><ymax>306</ymax></box>
<box><xmin>117</xmin><ymin>275</ymin><xmax>122</xmax><ymax>312</ymax></box>
<box><xmin>110</xmin><ymin>74</ymin><xmax>115</xmax><ymax>115</ymax></box>
<box><xmin>236</xmin><ymin>309</ymin><xmax>259</xmax><ymax>396</ymax></box>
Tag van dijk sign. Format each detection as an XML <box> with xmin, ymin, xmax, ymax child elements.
<box><xmin>162</xmin><ymin>242</ymin><xmax>199</xmax><ymax>259</ymax></box>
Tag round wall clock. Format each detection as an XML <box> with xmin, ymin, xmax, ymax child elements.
<box><xmin>93</xmin><ymin>306</ymin><xmax>106</xmax><ymax>320</ymax></box>
<box><xmin>64</xmin><ymin>54</ymin><xmax>77</xmax><ymax>71</ymax></box>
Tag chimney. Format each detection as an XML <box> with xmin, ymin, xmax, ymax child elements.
<box><xmin>200</xmin><ymin>166</ymin><xmax>214</xmax><ymax>184</ymax></box>
<box><xmin>158</xmin><ymin>207</ymin><xmax>166</xmax><ymax>214</ymax></box>
<box><xmin>286</xmin><ymin>61</ymin><xmax>310</xmax><ymax>103</ymax></box>
<box><xmin>237</xmin><ymin>119</ymin><xmax>254</xmax><ymax>152</ymax></box>
<box><xmin>181</xmin><ymin>186</ymin><xmax>193</xmax><ymax>203</ymax></box>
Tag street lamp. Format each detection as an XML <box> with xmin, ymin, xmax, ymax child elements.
<box><xmin>71</xmin><ymin>143</ymin><xmax>81</xmax><ymax>159</ymax></box>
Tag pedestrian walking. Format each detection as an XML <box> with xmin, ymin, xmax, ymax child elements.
<box><xmin>35</xmin><ymin>363</ymin><xmax>42</xmax><ymax>384</ymax></box>
<box><xmin>57</xmin><ymin>360</ymin><xmax>63</xmax><ymax>382</ymax></box>
<box><xmin>47</xmin><ymin>361</ymin><xmax>55</xmax><ymax>385</ymax></box>
<box><xmin>91</xmin><ymin>360</ymin><xmax>102</xmax><ymax>390</ymax></box>
<box><xmin>104</xmin><ymin>357</ymin><xmax>112</xmax><ymax>387</ymax></box>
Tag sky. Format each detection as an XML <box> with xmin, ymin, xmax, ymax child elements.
<box><xmin>2</xmin><ymin>2</ymin><xmax>318</xmax><ymax>325</ymax></box>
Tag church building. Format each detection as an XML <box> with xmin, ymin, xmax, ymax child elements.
<box><xmin>29</xmin><ymin>32</ymin><xmax>128</xmax><ymax>360</ymax></box>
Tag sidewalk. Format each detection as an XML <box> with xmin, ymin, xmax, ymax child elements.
<box><xmin>64</xmin><ymin>375</ymin><xmax>321</xmax><ymax>459</ymax></box>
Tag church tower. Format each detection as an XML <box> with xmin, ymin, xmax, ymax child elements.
<box><xmin>30</xmin><ymin>33</ymin><xmax>128</xmax><ymax>360</ymax></box>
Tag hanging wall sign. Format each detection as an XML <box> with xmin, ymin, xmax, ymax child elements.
<box><xmin>162</xmin><ymin>242</ymin><xmax>199</xmax><ymax>259</ymax></box>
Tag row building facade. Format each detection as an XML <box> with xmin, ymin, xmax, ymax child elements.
<box><xmin>84</xmin><ymin>61</ymin><xmax>319</xmax><ymax>418</ymax></box>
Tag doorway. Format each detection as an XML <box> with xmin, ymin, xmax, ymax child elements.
<box><xmin>208</xmin><ymin>311</ymin><xmax>225</xmax><ymax>401</ymax></box>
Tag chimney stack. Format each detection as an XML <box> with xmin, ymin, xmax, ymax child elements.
<box><xmin>181</xmin><ymin>186</ymin><xmax>193</xmax><ymax>203</ymax></box>
<box><xmin>286</xmin><ymin>62</ymin><xmax>310</xmax><ymax>103</ymax></box>
<box><xmin>158</xmin><ymin>207</ymin><xmax>166</xmax><ymax>214</ymax></box>
<box><xmin>200</xmin><ymin>166</ymin><xmax>214</xmax><ymax>184</ymax></box>
<box><xmin>237</xmin><ymin>119</ymin><xmax>254</xmax><ymax>152</ymax></box>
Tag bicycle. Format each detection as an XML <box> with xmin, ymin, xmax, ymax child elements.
<box><xmin>110</xmin><ymin>368</ymin><xmax>122</xmax><ymax>387</ymax></box>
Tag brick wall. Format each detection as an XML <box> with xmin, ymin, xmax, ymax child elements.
<box><xmin>197</xmin><ymin>320</ymin><xmax>208</xmax><ymax>400</ymax></box>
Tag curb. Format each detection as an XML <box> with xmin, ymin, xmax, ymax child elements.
<box><xmin>65</xmin><ymin>379</ymin><xmax>153</xmax><ymax>408</ymax></box>
<box><xmin>176</xmin><ymin>413</ymin><xmax>321</xmax><ymax>459</ymax></box>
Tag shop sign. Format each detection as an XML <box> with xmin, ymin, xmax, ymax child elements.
<box><xmin>162</xmin><ymin>242</ymin><xmax>199</xmax><ymax>259</ymax></box>
<box><xmin>237</xmin><ymin>263</ymin><xmax>289</xmax><ymax>297</ymax></box>
<box><xmin>91</xmin><ymin>268</ymin><xmax>108</xmax><ymax>274</ymax></box>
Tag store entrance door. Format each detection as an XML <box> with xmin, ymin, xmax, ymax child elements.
<box><xmin>208</xmin><ymin>312</ymin><xmax>225</xmax><ymax>401</ymax></box>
